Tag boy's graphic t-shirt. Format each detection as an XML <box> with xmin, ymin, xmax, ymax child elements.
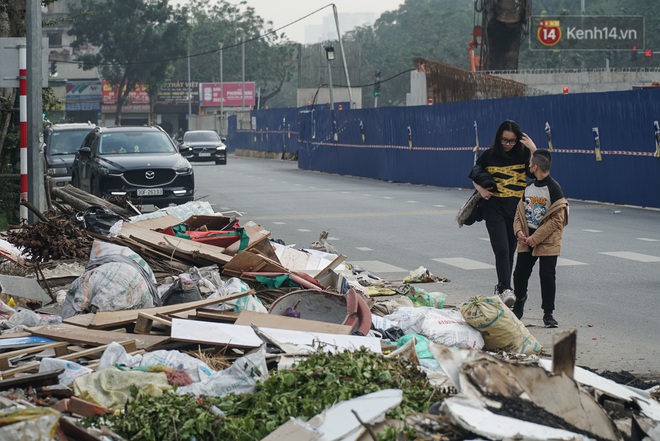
<box><xmin>523</xmin><ymin>175</ymin><xmax>564</xmax><ymax>230</ymax></box>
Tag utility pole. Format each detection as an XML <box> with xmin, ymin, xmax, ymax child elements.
<box><xmin>332</xmin><ymin>4</ymin><xmax>354</xmax><ymax>107</ymax></box>
<box><xmin>27</xmin><ymin>0</ymin><xmax>44</xmax><ymax>221</ymax></box>
<box><xmin>241</xmin><ymin>37</ymin><xmax>246</xmax><ymax>110</ymax></box>
<box><xmin>219</xmin><ymin>42</ymin><xmax>224</xmax><ymax>119</ymax></box>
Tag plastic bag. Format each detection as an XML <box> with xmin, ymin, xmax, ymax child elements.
<box><xmin>460</xmin><ymin>295</ymin><xmax>542</xmax><ymax>355</ymax></box>
<box><xmin>384</xmin><ymin>307</ymin><xmax>484</xmax><ymax>350</ymax></box>
<box><xmin>61</xmin><ymin>240</ymin><xmax>159</xmax><ymax>319</ymax></box>
<box><xmin>403</xmin><ymin>285</ymin><xmax>446</xmax><ymax>309</ymax></box>
<box><xmin>177</xmin><ymin>345</ymin><xmax>268</xmax><ymax>397</ymax></box>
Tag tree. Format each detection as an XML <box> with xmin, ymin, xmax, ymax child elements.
<box><xmin>170</xmin><ymin>0</ymin><xmax>297</xmax><ymax>108</ymax></box>
<box><xmin>68</xmin><ymin>0</ymin><xmax>190</xmax><ymax>125</ymax></box>
<box><xmin>345</xmin><ymin>0</ymin><xmax>472</xmax><ymax>106</ymax></box>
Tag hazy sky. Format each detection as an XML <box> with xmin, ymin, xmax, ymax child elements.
<box><xmin>180</xmin><ymin>1</ymin><xmax>405</xmax><ymax>44</ymax></box>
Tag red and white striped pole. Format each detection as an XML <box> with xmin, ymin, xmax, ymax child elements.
<box><xmin>19</xmin><ymin>45</ymin><xmax>28</xmax><ymax>220</ymax></box>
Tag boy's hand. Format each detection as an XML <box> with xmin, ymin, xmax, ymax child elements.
<box><xmin>525</xmin><ymin>236</ymin><xmax>537</xmax><ymax>247</ymax></box>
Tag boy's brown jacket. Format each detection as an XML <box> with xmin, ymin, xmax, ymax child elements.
<box><xmin>514</xmin><ymin>197</ymin><xmax>569</xmax><ymax>256</ymax></box>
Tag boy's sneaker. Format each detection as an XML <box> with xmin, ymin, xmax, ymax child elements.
<box><xmin>512</xmin><ymin>295</ymin><xmax>527</xmax><ymax>319</ymax></box>
<box><xmin>543</xmin><ymin>313</ymin><xmax>558</xmax><ymax>328</ymax></box>
<box><xmin>501</xmin><ymin>289</ymin><xmax>516</xmax><ymax>308</ymax></box>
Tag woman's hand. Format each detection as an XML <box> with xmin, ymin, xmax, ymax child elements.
<box><xmin>520</xmin><ymin>133</ymin><xmax>537</xmax><ymax>153</ymax></box>
<box><xmin>473</xmin><ymin>182</ymin><xmax>494</xmax><ymax>200</ymax></box>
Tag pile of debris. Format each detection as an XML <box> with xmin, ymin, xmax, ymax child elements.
<box><xmin>0</xmin><ymin>189</ymin><xmax>657</xmax><ymax>440</ymax></box>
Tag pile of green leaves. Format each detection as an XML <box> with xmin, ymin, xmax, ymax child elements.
<box><xmin>212</xmin><ymin>348</ymin><xmax>442</xmax><ymax>440</ymax></box>
<box><xmin>89</xmin><ymin>349</ymin><xmax>443</xmax><ymax>440</ymax></box>
<box><xmin>86</xmin><ymin>388</ymin><xmax>224</xmax><ymax>441</ymax></box>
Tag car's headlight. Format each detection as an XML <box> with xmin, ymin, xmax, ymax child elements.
<box><xmin>215</xmin><ymin>145</ymin><xmax>226</xmax><ymax>151</ymax></box>
<box><xmin>174</xmin><ymin>158</ymin><xmax>193</xmax><ymax>175</ymax></box>
<box><xmin>98</xmin><ymin>167</ymin><xmax>122</xmax><ymax>176</ymax></box>
<box><xmin>48</xmin><ymin>167</ymin><xmax>68</xmax><ymax>176</ymax></box>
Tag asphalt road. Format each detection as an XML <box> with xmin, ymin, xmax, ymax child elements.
<box><xmin>193</xmin><ymin>155</ymin><xmax>660</xmax><ymax>376</ymax></box>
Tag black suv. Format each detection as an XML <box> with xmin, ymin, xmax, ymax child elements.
<box><xmin>71</xmin><ymin>125</ymin><xmax>195</xmax><ymax>207</ymax></box>
<box><xmin>42</xmin><ymin>122</ymin><xmax>97</xmax><ymax>188</ymax></box>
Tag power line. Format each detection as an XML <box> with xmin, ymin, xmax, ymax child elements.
<box><xmin>53</xmin><ymin>3</ymin><xmax>334</xmax><ymax>67</ymax></box>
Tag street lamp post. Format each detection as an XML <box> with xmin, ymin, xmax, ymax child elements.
<box><xmin>187</xmin><ymin>47</ymin><xmax>192</xmax><ymax>122</ymax></box>
<box><xmin>325</xmin><ymin>46</ymin><xmax>335</xmax><ymax>110</ymax></box>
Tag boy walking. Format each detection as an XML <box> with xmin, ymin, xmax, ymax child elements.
<box><xmin>512</xmin><ymin>150</ymin><xmax>569</xmax><ymax>328</ymax></box>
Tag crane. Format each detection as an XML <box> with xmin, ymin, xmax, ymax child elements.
<box><xmin>471</xmin><ymin>0</ymin><xmax>531</xmax><ymax>71</ymax></box>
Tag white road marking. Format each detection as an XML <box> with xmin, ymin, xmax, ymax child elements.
<box><xmin>383</xmin><ymin>196</ymin><xmax>393</xmax><ymax>199</ymax></box>
<box><xmin>327</xmin><ymin>237</ymin><xmax>340</xmax><ymax>241</ymax></box>
<box><xmin>556</xmin><ymin>257</ymin><xmax>589</xmax><ymax>266</ymax></box>
<box><xmin>637</xmin><ymin>238</ymin><xmax>659</xmax><ymax>242</ymax></box>
<box><xmin>599</xmin><ymin>251</ymin><xmax>660</xmax><ymax>262</ymax></box>
<box><xmin>297</xmin><ymin>229</ymin><xmax>311</xmax><ymax>232</ymax></box>
<box><xmin>272</xmin><ymin>222</ymin><xmax>286</xmax><ymax>225</ymax></box>
<box><xmin>349</xmin><ymin>260</ymin><xmax>408</xmax><ymax>273</ymax></box>
<box><xmin>432</xmin><ymin>257</ymin><xmax>495</xmax><ymax>270</ymax></box>
<box><xmin>583</xmin><ymin>229</ymin><xmax>603</xmax><ymax>233</ymax></box>
<box><xmin>355</xmin><ymin>247</ymin><xmax>373</xmax><ymax>251</ymax></box>
<box><xmin>433</xmin><ymin>204</ymin><xmax>446</xmax><ymax>208</ymax></box>
<box><xmin>406</xmin><ymin>200</ymin><xmax>418</xmax><ymax>203</ymax></box>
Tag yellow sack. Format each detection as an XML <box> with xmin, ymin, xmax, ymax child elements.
<box><xmin>460</xmin><ymin>295</ymin><xmax>542</xmax><ymax>355</ymax></box>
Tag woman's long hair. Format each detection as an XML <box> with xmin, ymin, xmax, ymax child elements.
<box><xmin>490</xmin><ymin>120</ymin><xmax>526</xmax><ymax>159</ymax></box>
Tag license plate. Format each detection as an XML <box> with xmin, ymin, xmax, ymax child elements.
<box><xmin>199</xmin><ymin>152</ymin><xmax>211</xmax><ymax>157</ymax></box>
<box><xmin>137</xmin><ymin>188</ymin><xmax>163</xmax><ymax>196</ymax></box>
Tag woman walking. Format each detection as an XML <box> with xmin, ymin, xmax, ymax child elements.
<box><xmin>471</xmin><ymin>120</ymin><xmax>537</xmax><ymax>305</ymax></box>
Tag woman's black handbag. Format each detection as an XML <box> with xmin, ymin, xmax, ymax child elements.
<box><xmin>456</xmin><ymin>191</ymin><xmax>484</xmax><ymax>227</ymax></box>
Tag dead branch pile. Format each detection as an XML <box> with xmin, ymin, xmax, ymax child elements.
<box><xmin>3</xmin><ymin>216</ymin><xmax>93</xmax><ymax>262</ymax></box>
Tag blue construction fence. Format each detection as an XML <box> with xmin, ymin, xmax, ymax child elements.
<box><xmin>227</xmin><ymin>89</ymin><xmax>660</xmax><ymax>209</ymax></box>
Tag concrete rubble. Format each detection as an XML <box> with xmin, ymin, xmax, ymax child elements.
<box><xmin>0</xmin><ymin>189</ymin><xmax>658</xmax><ymax>440</ymax></box>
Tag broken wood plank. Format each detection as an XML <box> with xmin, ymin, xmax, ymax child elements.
<box><xmin>63</xmin><ymin>313</ymin><xmax>96</xmax><ymax>328</ymax></box>
<box><xmin>222</xmin><ymin>250</ymin><xmax>288</xmax><ymax>278</ymax></box>
<box><xmin>242</xmin><ymin>234</ymin><xmax>279</xmax><ymax>262</ymax></box>
<box><xmin>119</xmin><ymin>222</ymin><xmax>231</xmax><ymax>265</ymax></box>
<box><xmin>0</xmin><ymin>340</ymin><xmax>138</xmax><ymax>380</ymax></box>
<box><xmin>235</xmin><ymin>310</ymin><xmax>352</xmax><ymax>335</ymax></box>
<box><xmin>552</xmin><ymin>328</ymin><xmax>577</xmax><ymax>378</ymax></box>
<box><xmin>134</xmin><ymin>312</ymin><xmax>172</xmax><ymax>335</ymax></box>
<box><xmin>0</xmin><ymin>341</ymin><xmax>70</xmax><ymax>371</ymax></box>
<box><xmin>194</xmin><ymin>309</ymin><xmax>240</xmax><ymax>323</ymax></box>
<box><xmin>224</xmin><ymin>223</ymin><xmax>272</xmax><ymax>256</ymax></box>
<box><xmin>0</xmin><ymin>368</ymin><xmax>64</xmax><ymax>391</ymax></box>
<box><xmin>89</xmin><ymin>290</ymin><xmax>255</xmax><ymax>329</ymax></box>
<box><xmin>51</xmin><ymin>184</ymin><xmax>133</xmax><ymax>217</ymax></box>
<box><xmin>27</xmin><ymin>324</ymin><xmax>167</xmax><ymax>351</ymax></box>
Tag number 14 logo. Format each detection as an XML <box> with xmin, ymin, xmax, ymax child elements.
<box><xmin>538</xmin><ymin>21</ymin><xmax>562</xmax><ymax>46</ymax></box>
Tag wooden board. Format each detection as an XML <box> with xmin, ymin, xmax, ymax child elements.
<box><xmin>119</xmin><ymin>222</ymin><xmax>232</xmax><ymax>265</ymax></box>
<box><xmin>224</xmin><ymin>223</ymin><xmax>272</xmax><ymax>255</ymax></box>
<box><xmin>222</xmin><ymin>250</ymin><xmax>288</xmax><ymax>278</ymax></box>
<box><xmin>89</xmin><ymin>290</ymin><xmax>254</xmax><ymax>329</ymax></box>
<box><xmin>235</xmin><ymin>310</ymin><xmax>352</xmax><ymax>335</ymax></box>
<box><xmin>63</xmin><ymin>313</ymin><xmax>96</xmax><ymax>328</ymax></box>
<box><xmin>26</xmin><ymin>324</ymin><xmax>168</xmax><ymax>351</ymax></box>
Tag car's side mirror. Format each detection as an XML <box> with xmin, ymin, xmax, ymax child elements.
<box><xmin>221</xmin><ymin>137</ymin><xmax>227</xmax><ymax>143</ymax></box>
<box><xmin>79</xmin><ymin>146</ymin><xmax>91</xmax><ymax>155</ymax></box>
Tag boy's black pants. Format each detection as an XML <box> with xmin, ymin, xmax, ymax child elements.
<box><xmin>513</xmin><ymin>252</ymin><xmax>558</xmax><ymax>313</ymax></box>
